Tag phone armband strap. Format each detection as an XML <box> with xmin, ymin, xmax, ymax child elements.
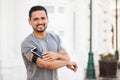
<box><xmin>32</xmin><ymin>54</ymin><xmax>38</xmax><ymax>64</ymax></box>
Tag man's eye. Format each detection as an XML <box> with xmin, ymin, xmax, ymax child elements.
<box><xmin>33</xmin><ymin>18</ymin><xmax>39</xmax><ymax>21</ymax></box>
<box><xmin>41</xmin><ymin>17</ymin><xmax>45</xmax><ymax>20</ymax></box>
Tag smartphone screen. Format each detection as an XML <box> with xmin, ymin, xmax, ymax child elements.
<box><xmin>31</xmin><ymin>47</ymin><xmax>42</xmax><ymax>58</ymax></box>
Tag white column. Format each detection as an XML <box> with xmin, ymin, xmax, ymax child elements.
<box><xmin>0</xmin><ymin>0</ymin><xmax>15</xmax><ymax>67</ymax></box>
<box><xmin>74</xmin><ymin>0</ymin><xmax>89</xmax><ymax>68</ymax></box>
<box><xmin>12</xmin><ymin>0</ymin><xmax>39</xmax><ymax>66</ymax></box>
<box><xmin>0</xmin><ymin>0</ymin><xmax>39</xmax><ymax>68</ymax></box>
<box><xmin>0</xmin><ymin>0</ymin><xmax>3</xmax><ymax>79</ymax></box>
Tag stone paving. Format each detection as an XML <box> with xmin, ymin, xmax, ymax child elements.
<box><xmin>85</xmin><ymin>67</ymin><xmax>120</xmax><ymax>80</ymax></box>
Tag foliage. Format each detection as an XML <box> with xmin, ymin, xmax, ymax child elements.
<box><xmin>99</xmin><ymin>53</ymin><xmax>115</xmax><ymax>61</ymax></box>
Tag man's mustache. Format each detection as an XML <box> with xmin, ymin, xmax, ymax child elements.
<box><xmin>36</xmin><ymin>24</ymin><xmax>44</xmax><ymax>27</ymax></box>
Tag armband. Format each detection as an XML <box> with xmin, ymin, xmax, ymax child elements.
<box><xmin>31</xmin><ymin>47</ymin><xmax>43</xmax><ymax>64</ymax></box>
<box><xmin>32</xmin><ymin>54</ymin><xmax>38</xmax><ymax>63</ymax></box>
<box><xmin>31</xmin><ymin>47</ymin><xmax>43</xmax><ymax>58</ymax></box>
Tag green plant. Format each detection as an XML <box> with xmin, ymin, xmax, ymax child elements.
<box><xmin>99</xmin><ymin>53</ymin><xmax>117</xmax><ymax>78</ymax></box>
<box><xmin>99</xmin><ymin>53</ymin><xmax>115</xmax><ymax>61</ymax></box>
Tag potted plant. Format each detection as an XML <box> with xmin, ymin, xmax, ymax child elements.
<box><xmin>99</xmin><ymin>53</ymin><xmax>118</xmax><ymax>78</ymax></box>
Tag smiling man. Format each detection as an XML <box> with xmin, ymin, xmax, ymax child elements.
<box><xmin>21</xmin><ymin>5</ymin><xmax>78</xmax><ymax>80</ymax></box>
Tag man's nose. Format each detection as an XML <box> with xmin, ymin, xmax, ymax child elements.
<box><xmin>38</xmin><ymin>19</ymin><xmax>43</xmax><ymax>24</ymax></box>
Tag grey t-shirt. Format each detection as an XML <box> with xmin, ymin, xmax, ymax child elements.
<box><xmin>21</xmin><ymin>32</ymin><xmax>64</xmax><ymax>80</ymax></box>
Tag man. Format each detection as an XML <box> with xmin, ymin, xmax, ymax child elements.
<box><xmin>21</xmin><ymin>5</ymin><xmax>78</xmax><ymax>80</ymax></box>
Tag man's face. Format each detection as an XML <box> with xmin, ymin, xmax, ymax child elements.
<box><xmin>29</xmin><ymin>10</ymin><xmax>48</xmax><ymax>33</ymax></box>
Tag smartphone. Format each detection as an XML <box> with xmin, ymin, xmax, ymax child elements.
<box><xmin>31</xmin><ymin>47</ymin><xmax>43</xmax><ymax>58</ymax></box>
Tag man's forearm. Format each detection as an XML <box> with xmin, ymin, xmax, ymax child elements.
<box><xmin>57</xmin><ymin>50</ymin><xmax>70</xmax><ymax>61</ymax></box>
<box><xmin>37</xmin><ymin>58</ymin><xmax>69</xmax><ymax>70</ymax></box>
<box><xmin>46</xmin><ymin>60</ymin><xmax>69</xmax><ymax>70</ymax></box>
<box><xmin>57</xmin><ymin>53</ymin><xmax>70</xmax><ymax>61</ymax></box>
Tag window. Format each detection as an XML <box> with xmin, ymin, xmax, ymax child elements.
<box><xmin>58</xmin><ymin>7</ymin><xmax>64</xmax><ymax>13</ymax></box>
<box><xmin>45</xmin><ymin>6</ymin><xmax>54</xmax><ymax>13</ymax></box>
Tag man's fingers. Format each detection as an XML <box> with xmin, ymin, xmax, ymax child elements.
<box><xmin>67</xmin><ymin>62</ymin><xmax>78</xmax><ymax>72</ymax></box>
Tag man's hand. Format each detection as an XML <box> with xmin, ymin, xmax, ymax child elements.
<box><xmin>42</xmin><ymin>52</ymin><xmax>59</xmax><ymax>61</ymax></box>
<box><xmin>66</xmin><ymin>61</ymin><xmax>78</xmax><ymax>72</ymax></box>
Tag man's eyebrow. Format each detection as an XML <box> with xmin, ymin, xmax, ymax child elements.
<box><xmin>32</xmin><ymin>16</ymin><xmax>46</xmax><ymax>20</ymax></box>
<box><xmin>33</xmin><ymin>17</ymin><xmax>39</xmax><ymax>20</ymax></box>
<box><xmin>41</xmin><ymin>17</ymin><xmax>46</xmax><ymax>19</ymax></box>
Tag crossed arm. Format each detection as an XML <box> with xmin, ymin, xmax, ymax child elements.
<box><xmin>29</xmin><ymin>50</ymin><xmax>78</xmax><ymax>72</ymax></box>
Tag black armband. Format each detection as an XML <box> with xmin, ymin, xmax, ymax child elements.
<box><xmin>32</xmin><ymin>54</ymin><xmax>38</xmax><ymax>64</ymax></box>
<box><xmin>31</xmin><ymin>47</ymin><xmax>43</xmax><ymax>58</ymax></box>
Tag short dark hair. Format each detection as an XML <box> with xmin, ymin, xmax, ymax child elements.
<box><xmin>29</xmin><ymin>5</ymin><xmax>48</xmax><ymax>19</ymax></box>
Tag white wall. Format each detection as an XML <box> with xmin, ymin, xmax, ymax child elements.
<box><xmin>0</xmin><ymin>0</ymin><xmax>38</xmax><ymax>80</ymax></box>
<box><xmin>0</xmin><ymin>0</ymin><xmax>39</xmax><ymax>67</ymax></box>
<box><xmin>72</xmin><ymin>0</ymin><xmax>89</xmax><ymax>68</ymax></box>
<box><xmin>38</xmin><ymin>0</ymin><xmax>75</xmax><ymax>54</ymax></box>
<box><xmin>0</xmin><ymin>0</ymin><xmax>3</xmax><ymax>79</ymax></box>
<box><xmin>0</xmin><ymin>0</ymin><xmax>15</xmax><ymax>67</ymax></box>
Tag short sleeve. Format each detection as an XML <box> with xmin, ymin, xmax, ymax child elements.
<box><xmin>21</xmin><ymin>41</ymin><xmax>35</xmax><ymax>60</ymax></box>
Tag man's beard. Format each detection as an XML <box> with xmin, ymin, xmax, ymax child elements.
<box><xmin>33</xmin><ymin>27</ymin><xmax>46</xmax><ymax>33</ymax></box>
<box><xmin>33</xmin><ymin>24</ymin><xmax>47</xmax><ymax>33</ymax></box>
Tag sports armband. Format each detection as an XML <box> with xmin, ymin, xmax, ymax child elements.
<box><xmin>31</xmin><ymin>47</ymin><xmax>43</xmax><ymax>63</ymax></box>
<box><xmin>32</xmin><ymin>54</ymin><xmax>38</xmax><ymax>63</ymax></box>
<box><xmin>31</xmin><ymin>47</ymin><xmax>43</xmax><ymax>58</ymax></box>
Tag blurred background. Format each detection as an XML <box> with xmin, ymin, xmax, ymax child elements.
<box><xmin>0</xmin><ymin>0</ymin><xmax>120</xmax><ymax>80</ymax></box>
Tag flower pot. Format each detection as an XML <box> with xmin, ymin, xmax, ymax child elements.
<box><xmin>99</xmin><ymin>60</ymin><xmax>118</xmax><ymax>78</ymax></box>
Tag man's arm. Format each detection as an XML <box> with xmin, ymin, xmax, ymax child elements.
<box><xmin>30</xmin><ymin>53</ymin><xmax>69</xmax><ymax>69</ymax></box>
<box><xmin>37</xmin><ymin>58</ymin><xmax>69</xmax><ymax>70</ymax></box>
<box><xmin>29</xmin><ymin>53</ymin><xmax>77</xmax><ymax>71</ymax></box>
<box><xmin>58</xmin><ymin>50</ymin><xmax>70</xmax><ymax>60</ymax></box>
